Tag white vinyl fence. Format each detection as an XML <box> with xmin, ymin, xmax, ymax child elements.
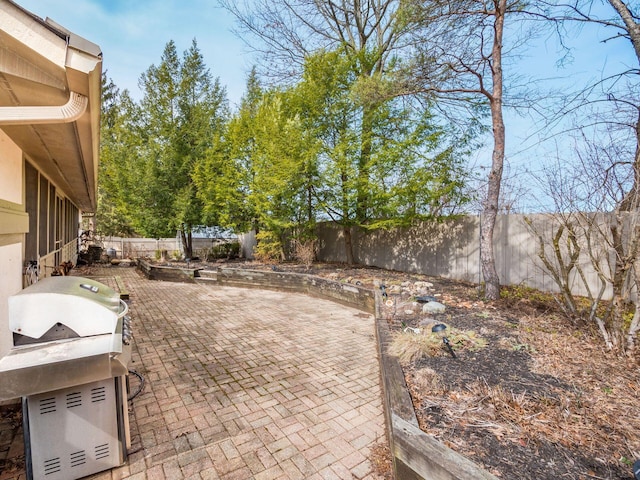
<box><xmin>101</xmin><ymin>237</ymin><xmax>232</xmax><ymax>260</ymax></box>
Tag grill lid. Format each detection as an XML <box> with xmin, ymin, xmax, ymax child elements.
<box><xmin>8</xmin><ymin>276</ymin><xmax>125</xmax><ymax>340</ymax></box>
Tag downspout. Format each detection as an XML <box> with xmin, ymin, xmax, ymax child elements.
<box><xmin>0</xmin><ymin>91</ymin><xmax>87</xmax><ymax>125</ymax></box>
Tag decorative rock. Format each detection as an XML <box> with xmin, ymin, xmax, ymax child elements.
<box><xmin>422</xmin><ymin>301</ymin><xmax>446</xmax><ymax>314</ymax></box>
<box><xmin>416</xmin><ymin>295</ymin><xmax>438</xmax><ymax>303</ymax></box>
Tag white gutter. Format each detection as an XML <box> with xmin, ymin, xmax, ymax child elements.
<box><xmin>0</xmin><ymin>90</ymin><xmax>87</xmax><ymax>125</ymax></box>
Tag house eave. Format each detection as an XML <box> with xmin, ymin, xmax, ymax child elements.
<box><xmin>0</xmin><ymin>0</ymin><xmax>102</xmax><ymax>212</ymax></box>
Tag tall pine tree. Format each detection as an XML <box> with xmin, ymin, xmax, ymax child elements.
<box><xmin>136</xmin><ymin>40</ymin><xmax>229</xmax><ymax>256</ymax></box>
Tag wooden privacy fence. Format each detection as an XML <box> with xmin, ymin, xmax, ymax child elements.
<box><xmin>100</xmin><ymin>212</ymin><xmax>636</xmax><ymax>300</ymax></box>
<box><xmin>315</xmin><ymin>213</ymin><xmax>636</xmax><ymax>300</ymax></box>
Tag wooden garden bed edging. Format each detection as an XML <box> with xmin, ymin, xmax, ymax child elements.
<box><xmin>374</xmin><ymin>291</ymin><xmax>498</xmax><ymax>480</ymax></box>
<box><xmin>137</xmin><ymin>258</ymin><xmax>202</xmax><ymax>283</ymax></box>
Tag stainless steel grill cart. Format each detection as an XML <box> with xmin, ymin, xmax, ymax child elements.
<box><xmin>0</xmin><ymin>276</ymin><xmax>132</xmax><ymax>480</ymax></box>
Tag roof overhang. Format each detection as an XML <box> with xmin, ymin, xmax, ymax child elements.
<box><xmin>0</xmin><ymin>0</ymin><xmax>102</xmax><ymax>212</ymax></box>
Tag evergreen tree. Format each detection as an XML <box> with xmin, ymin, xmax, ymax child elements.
<box><xmin>136</xmin><ymin>40</ymin><xmax>229</xmax><ymax>256</ymax></box>
<box><xmin>97</xmin><ymin>74</ymin><xmax>142</xmax><ymax>236</ymax></box>
<box><xmin>292</xmin><ymin>50</ymin><xmax>471</xmax><ymax>261</ymax></box>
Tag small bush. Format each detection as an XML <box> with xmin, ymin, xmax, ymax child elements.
<box><xmin>292</xmin><ymin>238</ymin><xmax>317</xmax><ymax>268</ymax></box>
<box><xmin>500</xmin><ymin>284</ymin><xmax>555</xmax><ymax>304</ymax></box>
<box><xmin>206</xmin><ymin>242</ymin><xmax>240</xmax><ymax>261</ymax></box>
<box><xmin>254</xmin><ymin>231</ymin><xmax>284</xmax><ymax>263</ymax></box>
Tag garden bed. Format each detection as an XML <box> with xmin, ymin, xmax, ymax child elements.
<box><xmin>137</xmin><ymin>258</ymin><xmax>202</xmax><ymax>282</ymax></box>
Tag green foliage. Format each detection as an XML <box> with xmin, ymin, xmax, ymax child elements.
<box><xmin>96</xmin><ymin>76</ymin><xmax>142</xmax><ymax>236</ymax></box>
<box><xmin>205</xmin><ymin>242</ymin><xmax>240</xmax><ymax>260</ymax></box>
<box><xmin>195</xmin><ymin>70</ymin><xmax>320</xmax><ymax>255</ymax></box>
<box><xmin>500</xmin><ymin>284</ymin><xmax>557</xmax><ymax>305</ymax></box>
<box><xmin>98</xmin><ymin>41</ymin><xmax>475</xmax><ymax>259</ymax></box>
<box><xmin>97</xmin><ymin>40</ymin><xmax>229</xmax><ymax>256</ymax></box>
<box><xmin>293</xmin><ymin>49</ymin><xmax>472</xmax><ymax>232</ymax></box>
<box><xmin>253</xmin><ymin>230</ymin><xmax>284</xmax><ymax>263</ymax></box>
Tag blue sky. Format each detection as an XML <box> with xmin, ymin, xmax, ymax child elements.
<box><xmin>14</xmin><ymin>0</ymin><xmax>637</xmax><ymax>210</ymax></box>
<box><xmin>16</xmin><ymin>0</ymin><xmax>253</xmax><ymax>107</ymax></box>
<box><xmin>19</xmin><ymin>0</ymin><xmax>631</xmax><ymax>112</ymax></box>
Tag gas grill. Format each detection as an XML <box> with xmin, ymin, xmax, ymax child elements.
<box><xmin>0</xmin><ymin>276</ymin><xmax>132</xmax><ymax>480</ymax></box>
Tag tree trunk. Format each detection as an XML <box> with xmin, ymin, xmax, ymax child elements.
<box><xmin>620</xmin><ymin>109</ymin><xmax>640</xmax><ymax>211</ymax></box>
<box><xmin>607</xmin><ymin>0</ymin><xmax>640</xmax><ymax>62</ymax></box>
<box><xmin>606</xmin><ymin>0</ymin><xmax>640</xmax><ymax>351</ymax></box>
<box><xmin>180</xmin><ymin>224</ymin><xmax>193</xmax><ymax>259</ymax></box>
<box><xmin>343</xmin><ymin>226</ymin><xmax>355</xmax><ymax>265</ymax></box>
<box><xmin>480</xmin><ymin>0</ymin><xmax>507</xmax><ymax>301</ymax></box>
<box><xmin>356</xmin><ymin>104</ymin><xmax>374</xmax><ymax>223</ymax></box>
<box><xmin>607</xmin><ymin>216</ymin><xmax>638</xmax><ymax>352</ymax></box>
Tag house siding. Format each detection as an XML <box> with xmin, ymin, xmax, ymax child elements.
<box><xmin>0</xmin><ymin>129</ymin><xmax>25</xmax><ymax>358</ymax></box>
<box><xmin>0</xmin><ymin>130</ymin><xmax>81</xmax><ymax>358</ymax></box>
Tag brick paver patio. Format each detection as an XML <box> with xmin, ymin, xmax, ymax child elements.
<box><xmin>0</xmin><ymin>266</ymin><xmax>386</xmax><ymax>480</ymax></box>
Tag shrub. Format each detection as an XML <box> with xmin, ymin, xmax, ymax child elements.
<box><xmin>389</xmin><ymin>324</ymin><xmax>487</xmax><ymax>364</ymax></box>
<box><xmin>292</xmin><ymin>238</ymin><xmax>317</xmax><ymax>268</ymax></box>
<box><xmin>205</xmin><ymin>241</ymin><xmax>240</xmax><ymax>261</ymax></box>
<box><xmin>254</xmin><ymin>231</ymin><xmax>284</xmax><ymax>263</ymax></box>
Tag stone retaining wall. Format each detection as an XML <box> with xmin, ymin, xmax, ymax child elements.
<box><xmin>210</xmin><ymin>268</ymin><xmax>376</xmax><ymax>313</ymax></box>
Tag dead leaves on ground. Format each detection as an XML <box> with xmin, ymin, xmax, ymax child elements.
<box><xmin>403</xmin><ymin>311</ymin><xmax>640</xmax><ymax>469</ymax></box>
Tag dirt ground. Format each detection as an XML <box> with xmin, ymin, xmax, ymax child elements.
<box><xmin>212</xmin><ymin>260</ymin><xmax>640</xmax><ymax>480</ymax></box>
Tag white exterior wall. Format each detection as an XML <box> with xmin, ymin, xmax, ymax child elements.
<box><xmin>0</xmin><ymin>243</ymin><xmax>22</xmax><ymax>357</ymax></box>
<box><xmin>0</xmin><ymin>130</ymin><xmax>27</xmax><ymax>358</ymax></box>
<box><xmin>0</xmin><ymin>130</ymin><xmax>21</xmax><ymax>204</ymax></box>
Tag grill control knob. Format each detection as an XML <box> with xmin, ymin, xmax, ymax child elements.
<box><xmin>122</xmin><ymin>315</ymin><xmax>132</xmax><ymax>345</ymax></box>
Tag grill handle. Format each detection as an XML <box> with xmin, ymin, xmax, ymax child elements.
<box><xmin>119</xmin><ymin>299</ymin><xmax>129</xmax><ymax>318</ymax></box>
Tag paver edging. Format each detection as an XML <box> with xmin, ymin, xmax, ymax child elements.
<box><xmin>135</xmin><ymin>260</ymin><xmax>498</xmax><ymax>479</ymax></box>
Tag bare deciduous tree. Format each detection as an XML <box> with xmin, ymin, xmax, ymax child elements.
<box><xmin>400</xmin><ymin>0</ymin><xmax>537</xmax><ymax>299</ymax></box>
<box><xmin>525</xmin><ymin>0</ymin><xmax>640</xmax><ymax>352</ymax></box>
<box><xmin>530</xmin><ymin>129</ymin><xmax>640</xmax><ymax>352</ymax></box>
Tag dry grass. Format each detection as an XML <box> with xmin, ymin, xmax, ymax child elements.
<box><xmin>292</xmin><ymin>239</ymin><xmax>317</xmax><ymax>268</ymax></box>
<box><xmin>516</xmin><ymin>313</ymin><xmax>640</xmax><ymax>463</ymax></box>
<box><xmin>413</xmin><ymin>374</ymin><xmax>639</xmax><ymax>464</ymax></box>
<box><xmin>368</xmin><ymin>440</ymin><xmax>394</xmax><ymax>480</ymax></box>
<box><xmin>388</xmin><ymin>324</ymin><xmax>487</xmax><ymax>364</ymax></box>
